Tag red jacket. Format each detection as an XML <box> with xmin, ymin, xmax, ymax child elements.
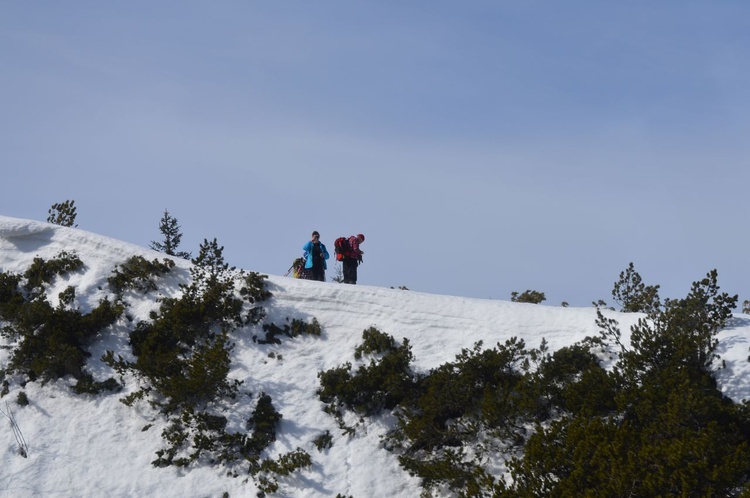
<box><xmin>346</xmin><ymin>235</ymin><xmax>362</xmax><ymax>259</ymax></box>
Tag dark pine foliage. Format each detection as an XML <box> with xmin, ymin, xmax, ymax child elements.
<box><xmin>150</xmin><ymin>209</ymin><xmax>191</xmax><ymax>259</ymax></box>
<box><xmin>509</xmin><ymin>269</ymin><xmax>749</xmax><ymax>497</ymax></box>
<box><xmin>107</xmin><ymin>255</ymin><xmax>176</xmax><ymax>295</ymax></box>
<box><xmin>511</xmin><ymin>290</ymin><xmax>546</xmax><ymax>304</ymax></box>
<box><xmin>259</xmin><ymin>318</ymin><xmax>322</xmax><ymax>345</ymax></box>
<box><xmin>47</xmin><ymin>199</ymin><xmax>78</xmax><ymax>227</ymax></box>
<box><xmin>318</xmin><ymin>270</ymin><xmax>750</xmax><ymax>497</ymax></box>
<box><xmin>611</xmin><ymin>262</ymin><xmax>661</xmax><ymax>314</ymax></box>
<box><xmin>0</xmin><ymin>252</ymin><xmax>122</xmax><ymax>384</ymax></box>
<box><xmin>107</xmin><ymin>238</ymin><xmax>271</xmax><ymax>413</ymax></box>
<box><xmin>318</xmin><ymin>328</ymin><xmax>417</xmax><ymax>417</ymax></box>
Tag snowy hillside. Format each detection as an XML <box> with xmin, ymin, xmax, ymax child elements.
<box><xmin>1</xmin><ymin>215</ymin><xmax>749</xmax><ymax>497</ymax></box>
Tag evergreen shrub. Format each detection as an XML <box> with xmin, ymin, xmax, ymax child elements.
<box><xmin>507</xmin><ymin>269</ymin><xmax>750</xmax><ymax>497</ymax></box>
<box><xmin>612</xmin><ymin>262</ymin><xmax>661</xmax><ymax>313</ymax></box>
<box><xmin>0</xmin><ymin>252</ymin><xmax>122</xmax><ymax>383</ymax></box>
<box><xmin>150</xmin><ymin>209</ymin><xmax>191</xmax><ymax>259</ymax></box>
<box><xmin>105</xmin><ymin>238</ymin><xmax>270</xmax><ymax>413</ymax></box>
<box><xmin>318</xmin><ymin>328</ymin><xmax>416</xmax><ymax>416</ymax></box>
<box><xmin>318</xmin><ymin>270</ymin><xmax>750</xmax><ymax>496</ymax></box>
<box><xmin>107</xmin><ymin>255</ymin><xmax>175</xmax><ymax>295</ymax></box>
<box><xmin>47</xmin><ymin>199</ymin><xmax>77</xmax><ymax>227</ymax></box>
<box><xmin>259</xmin><ymin>318</ymin><xmax>321</xmax><ymax>344</ymax></box>
<box><xmin>511</xmin><ymin>290</ymin><xmax>546</xmax><ymax>304</ymax></box>
<box><xmin>246</xmin><ymin>392</ymin><xmax>283</xmax><ymax>452</ymax></box>
<box><xmin>313</xmin><ymin>430</ymin><xmax>333</xmax><ymax>451</ymax></box>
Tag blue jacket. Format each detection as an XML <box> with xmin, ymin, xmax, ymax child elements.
<box><xmin>302</xmin><ymin>241</ymin><xmax>330</xmax><ymax>269</ymax></box>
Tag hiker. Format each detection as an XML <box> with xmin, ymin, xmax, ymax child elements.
<box><xmin>342</xmin><ymin>233</ymin><xmax>365</xmax><ymax>284</ymax></box>
<box><xmin>302</xmin><ymin>231</ymin><xmax>329</xmax><ymax>281</ymax></box>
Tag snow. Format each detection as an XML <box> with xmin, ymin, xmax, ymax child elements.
<box><xmin>1</xmin><ymin>214</ymin><xmax>749</xmax><ymax>497</ymax></box>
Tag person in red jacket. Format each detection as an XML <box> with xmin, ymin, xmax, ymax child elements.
<box><xmin>343</xmin><ymin>233</ymin><xmax>365</xmax><ymax>284</ymax></box>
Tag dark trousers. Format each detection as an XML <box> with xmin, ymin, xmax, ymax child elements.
<box><xmin>311</xmin><ymin>265</ymin><xmax>325</xmax><ymax>282</ymax></box>
<box><xmin>343</xmin><ymin>258</ymin><xmax>358</xmax><ymax>284</ymax></box>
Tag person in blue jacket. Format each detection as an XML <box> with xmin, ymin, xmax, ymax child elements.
<box><xmin>302</xmin><ymin>231</ymin><xmax>329</xmax><ymax>281</ymax></box>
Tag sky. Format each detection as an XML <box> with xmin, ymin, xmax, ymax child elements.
<box><xmin>2</xmin><ymin>2</ymin><xmax>750</xmax><ymax>307</ymax></box>
<box><xmin>2</xmin><ymin>215</ymin><xmax>750</xmax><ymax>496</ymax></box>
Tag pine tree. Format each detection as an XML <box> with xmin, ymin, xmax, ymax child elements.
<box><xmin>611</xmin><ymin>262</ymin><xmax>661</xmax><ymax>314</ymax></box>
<box><xmin>47</xmin><ymin>200</ymin><xmax>78</xmax><ymax>227</ymax></box>
<box><xmin>150</xmin><ymin>210</ymin><xmax>191</xmax><ymax>259</ymax></box>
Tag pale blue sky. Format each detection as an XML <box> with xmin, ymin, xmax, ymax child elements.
<box><xmin>2</xmin><ymin>1</ymin><xmax>749</xmax><ymax>306</ymax></box>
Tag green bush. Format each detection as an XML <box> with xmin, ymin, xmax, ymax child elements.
<box><xmin>611</xmin><ymin>262</ymin><xmax>661</xmax><ymax>314</ymax></box>
<box><xmin>391</xmin><ymin>339</ymin><xmax>548</xmax><ymax>495</ymax></box>
<box><xmin>317</xmin><ymin>270</ymin><xmax>750</xmax><ymax>497</ymax></box>
<box><xmin>354</xmin><ymin>326</ymin><xmax>396</xmax><ymax>359</ymax></box>
<box><xmin>511</xmin><ymin>369</ymin><xmax>750</xmax><ymax>497</ymax></box>
<box><xmin>47</xmin><ymin>199</ymin><xmax>77</xmax><ymax>227</ymax></box>
<box><xmin>106</xmin><ymin>238</ymin><xmax>271</xmax><ymax>413</ymax></box>
<box><xmin>535</xmin><ymin>343</ymin><xmax>615</xmax><ymax>418</ymax></box>
<box><xmin>73</xmin><ymin>374</ymin><xmax>121</xmax><ymax>395</ymax></box>
<box><xmin>246</xmin><ymin>392</ymin><xmax>283</xmax><ymax>453</ymax></box>
<box><xmin>101</xmin><ymin>238</ymin><xmax>310</xmax><ymax>489</ymax></box>
<box><xmin>616</xmin><ymin>269</ymin><xmax>737</xmax><ymax>381</ymax></box>
<box><xmin>24</xmin><ymin>251</ymin><xmax>83</xmax><ymax>298</ymax></box>
<box><xmin>397</xmin><ymin>340</ymin><xmax>529</xmax><ymax>452</ymax></box>
<box><xmin>0</xmin><ymin>272</ymin><xmax>24</xmax><ymax>318</ymax></box>
<box><xmin>319</xmin><ymin>334</ymin><xmax>538</xmax><ymax>495</ymax></box>
<box><xmin>107</xmin><ymin>255</ymin><xmax>176</xmax><ymax>295</ymax></box>
<box><xmin>151</xmin><ymin>332</ymin><xmax>240</xmax><ymax>412</ymax></box>
<box><xmin>508</xmin><ymin>270</ymin><xmax>750</xmax><ymax>497</ymax></box>
<box><xmin>511</xmin><ymin>290</ymin><xmax>546</xmax><ymax>304</ymax></box>
<box><xmin>259</xmin><ymin>318</ymin><xmax>321</xmax><ymax>344</ymax></box>
<box><xmin>5</xmin><ymin>296</ymin><xmax>122</xmax><ymax>382</ymax></box>
<box><xmin>151</xmin><ymin>391</ymin><xmax>299</xmax><ymax>496</ymax></box>
<box><xmin>313</xmin><ymin>430</ymin><xmax>333</xmax><ymax>452</ymax></box>
<box><xmin>255</xmin><ymin>448</ymin><xmax>313</xmax><ymax>495</ymax></box>
<box><xmin>318</xmin><ymin>329</ymin><xmax>416</xmax><ymax>416</ymax></box>
<box><xmin>0</xmin><ymin>253</ymin><xmax>122</xmax><ymax>383</ymax></box>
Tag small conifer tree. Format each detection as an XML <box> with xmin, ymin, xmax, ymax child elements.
<box><xmin>193</xmin><ymin>238</ymin><xmax>230</xmax><ymax>279</ymax></box>
<box><xmin>150</xmin><ymin>210</ymin><xmax>190</xmax><ymax>259</ymax></box>
<box><xmin>511</xmin><ymin>290</ymin><xmax>546</xmax><ymax>304</ymax></box>
<box><xmin>611</xmin><ymin>262</ymin><xmax>660</xmax><ymax>313</ymax></box>
<box><xmin>47</xmin><ymin>200</ymin><xmax>77</xmax><ymax>227</ymax></box>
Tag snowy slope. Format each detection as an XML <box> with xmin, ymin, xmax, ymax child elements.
<box><xmin>1</xmin><ymin>215</ymin><xmax>749</xmax><ymax>497</ymax></box>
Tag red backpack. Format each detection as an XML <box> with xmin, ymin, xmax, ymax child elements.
<box><xmin>333</xmin><ymin>237</ymin><xmax>349</xmax><ymax>261</ymax></box>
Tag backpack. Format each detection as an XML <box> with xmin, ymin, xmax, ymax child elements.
<box><xmin>289</xmin><ymin>256</ymin><xmax>308</xmax><ymax>278</ymax></box>
<box><xmin>333</xmin><ymin>237</ymin><xmax>349</xmax><ymax>261</ymax></box>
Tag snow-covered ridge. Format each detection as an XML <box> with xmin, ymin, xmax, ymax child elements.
<box><xmin>0</xmin><ymin>216</ymin><xmax>54</xmax><ymax>238</ymax></box>
<box><xmin>0</xmin><ymin>214</ymin><xmax>177</xmax><ymax>267</ymax></box>
<box><xmin>1</xmin><ymin>214</ymin><xmax>749</xmax><ymax>497</ymax></box>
